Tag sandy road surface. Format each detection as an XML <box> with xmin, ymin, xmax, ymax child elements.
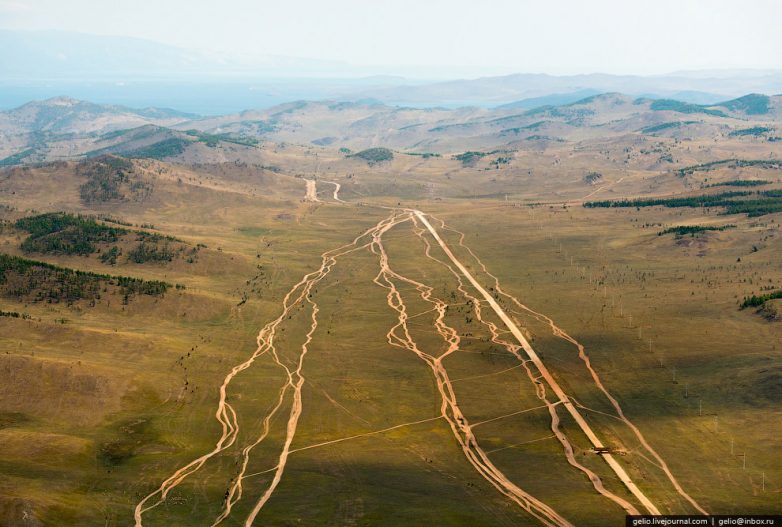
<box><xmin>409</xmin><ymin>218</ymin><xmax>640</xmax><ymax>516</ymax></box>
<box><xmin>134</xmin><ymin>201</ymin><xmax>712</xmax><ymax>525</ymax></box>
<box><xmin>304</xmin><ymin>179</ymin><xmax>319</xmax><ymax>202</ymax></box>
<box><xmin>322</xmin><ymin>180</ymin><xmax>344</xmax><ymax>202</ymax></box>
<box><xmin>413</xmin><ymin>210</ymin><xmax>662</xmax><ymax>515</ymax></box>
<box><xmin>134</xmin><ymin>213</ymin><xmax>407</xmax><ymax>526</ymax></box>
<box><xmin>371</xmin><ymin>213</ymin><xmax>573</xmax><ymax>527</ymax></box>
<box><xmin>432</xmin><ymin>216</ymin><xmax>707</xmax><ymax>515</ymax></box>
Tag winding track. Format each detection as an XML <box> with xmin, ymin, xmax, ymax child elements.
<box><xmin>134</xmin><ymin>213</ymin><xmax>409</xmax><ymax>527</ymax></box>
<box><xmin>370</xmin><ymin>213</ymin><xmax>573</xmax><ymax>527</ymax></box>
<box><xmin>431</xmin><ymin>216</ymin><xmax>707</xmax><ymax>515</ymax></box>
<box><xmin>134</xmin><ymin>195</ymin><xmax>707</xmax><ymax>525</ymax></box>
<box><xmin>409</xmin><ymin>218</ymin><xmax>641</xmax><ymax>516</ymax></box>
<box><xmin>413</xmin><ymin>210</ymin><xmax>661</xmax><ymax>515</ymax></box>
<box><xmin>322</xmin><ymin>180</ymin><xmax>344</xmax><ymax>202</ymax></box>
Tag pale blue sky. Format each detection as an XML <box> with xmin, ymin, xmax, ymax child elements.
<box><xmin>1</xmin><ymin>0</ymin><xmax>780</xmax><ymax>76</ymax></box>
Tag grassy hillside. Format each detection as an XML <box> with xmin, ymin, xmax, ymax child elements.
<box><xmin>0</xmin><ymin>97</ymin><xmax>780</xmax><ymax>526</ymax></box>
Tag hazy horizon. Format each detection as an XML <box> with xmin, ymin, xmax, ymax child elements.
<box><xmin>3</xmin><ymin>1</ymin><xmax>782</xmax><ymax>114</ymax></box>
<box><xmin>2</xmin><ymin>0</ymin><xmax>782</xmax><ymax>78</ymax></box>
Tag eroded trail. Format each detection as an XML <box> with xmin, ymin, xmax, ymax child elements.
<box><xmin>322</xmin><ymin>180</ymin><xmax>344</xmax><ymax>202</ymax></box>
<box><xmin>429</xmin><ymin>213</ymin><xmax>706</xmax><ymax>514</ymax></box>
<box><xmin>242</xmin><ymin>297</ymin><xmax>318</xmax><ymax>526</ymax></box>
<box><xmin>304</xmin><ymin>179</ymin><xmax>319</xmax><ymax>202</ymax></box>
<box><xmin>134</xmin><ymin>212</ymin><xmax>407</xmax><ymax>527</ymax></box>
<box><xmin>133</xmin><ymin>203</ymin><xmax>695</xmax><ymax>526</ymax></box>
<box><xmin>413</xmin><ymin>210</ymin><xmax>661</xmax><ymax>515</ymax></box>
<box><xmin>511</xmin><ymin>305</ymin><xmax>707</xmax><ymax>514</ymax></box>
<box><xmin>371</xmin><ymin>214</ymin><xmax>574</xmax><ymax>527</ymax></box>
<box><xmin>409</xmin><ymin>218</ymin><xmax>640</xmax><ymax>516</ymax></box>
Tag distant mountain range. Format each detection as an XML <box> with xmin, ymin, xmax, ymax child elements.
<box><xmin>0</xmin><ymin>96</ymin><xmax>196</xmax><ymax>135</ymax></box>
<box><xmin>351</xmin><ymin>73</ymin><xmax>782</xmax><ymax>108</ymax></box>
<box><xmin>2</xmin><ymin>30</ymin><xmax>782</xmax><ymax>115</ymax></box>
<box><xmin>1</xmin><ymin>91</ymin><xmax>779</xmax><ymax>166</ymax></box>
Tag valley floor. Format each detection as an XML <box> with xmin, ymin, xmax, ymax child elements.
<box><xmin>1</xmin><ymin>168</ymin><xmax>781</xmax><ymax>526</ymax></box>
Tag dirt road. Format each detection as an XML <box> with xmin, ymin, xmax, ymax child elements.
<box><xmin>134</xmin><ymin>213</ymin><xmax>408</xmax><ymax>527</ymax></box>
<box><xmin>410</xmin><ymin>218</ymin><xmax>640</xmax><ymax>516</ymax></box>
<box><xmin>304</xmin><ymin>179</ymin><xmax>319</xmax><ymax>202</ymax></box>
<box><xmin>413</xmin><ymin>209</ymin><xmax>661</xmax><ymax>515</ymax></box>
<box><xmin>135</xmin><ymin>205</ymin><xmax>702</xmax><ymax>526</ymax></box>
<box><xmin>431</xmin><ymin>215</ymin><xmax>707</xmax><ymax>515</ymax></box>
<box><xmin>371</xmin><ymin>212</ymin><xmax>573</xmax><ymax>527</ymax></box>
<box><xmin>322</xmin><ymin>180</ymin><xmax>344</xmax><ymax>202</ymax></box>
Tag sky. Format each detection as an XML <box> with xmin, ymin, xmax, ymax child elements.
<box><xmin>1</xmin><ymin>0</ymin><xmax>781</xmax><ymax>77</ymax></box>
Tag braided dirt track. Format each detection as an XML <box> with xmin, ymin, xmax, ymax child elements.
<box><xmin>370</xmin><ymin>212</ymin><xmax>573</xmax><ymax>527</ymax></box>
<box><xmin>429</xmin><ymin>215</ymin><xmax>707</xmax><ymax>515</ymax></box>
<box><xmin>408</xmin><ymin>217</ymin><xmax>641</xmax><ymax>516</ymax></box>
<box><xmin>132</xmin><ymin>204</ymin><xmax>711</xmax><ymax>525</ymax></box>
<box><xmin>413</xmin><ymin>210</ymin><xmax>660</xmax><ymax>515</ymax></box>
<box><xmin>134</xmin><ymin>213</ymin><xmax>408</xmax><ymax>527</ymax></box>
